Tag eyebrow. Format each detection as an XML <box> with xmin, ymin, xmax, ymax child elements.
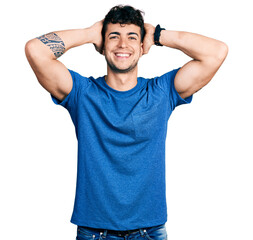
<box><xmin>108</xmin><ymin>32</ymin><xmax>139</xmax><ymax>37</ymax></box>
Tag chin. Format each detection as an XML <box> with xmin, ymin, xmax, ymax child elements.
<box><xmin>105</xmin><ymin>53</ymin><xmax>140</xmax><ymax>73</ymax></box>
<box><xmin>112</xmin><ymin>65</ymin><xmax>137</xmax><ymax>74</ymax></box>
<box><xmin>107</xmin><ymin>61</ymin><xmax>138</xmax><ymax>74</ymax></box>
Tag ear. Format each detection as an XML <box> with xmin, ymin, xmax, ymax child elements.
<box><xmin>140</xmin><ymin>42</ymin><xmax>144</xmax><ymax>56</ymax></box>
<box><xmin>101</xmin><ymin>42</ymin><xmax>105</xmax><ymax>55</ymax></box>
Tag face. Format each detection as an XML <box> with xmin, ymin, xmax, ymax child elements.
<box><xmin>103</xmin><ymin>23</ymin><xmax>143</xmax><ymax>74</ymax></box>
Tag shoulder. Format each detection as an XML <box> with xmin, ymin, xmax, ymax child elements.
<box><xmin>141</xmin><ymin>68</ymin><xmax>180</xmax><ymax>90</ymax></box>
<box><xmin>68</xmin><ymin>69</ymin><xmax>98</xmax><ymax>90</ymax></box>
<box><xmin>68</xmin><ymin>69</ymin><xmax>92</xmax><ymax>82</ymax></box>
<box><xmin>158</xmin><ymin>68</ymin><xmax>181</xmax><ymax>80</ymax></box>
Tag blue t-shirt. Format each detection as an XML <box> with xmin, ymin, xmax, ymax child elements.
<box><xmin>51</xmin><ymin>68</ymin><xmax>192</xmax><ymax>230</ymax></box>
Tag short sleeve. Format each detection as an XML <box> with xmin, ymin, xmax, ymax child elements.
<box><xmin>51</xmin><ymin>69</ymin><xmax>88</xmax><ymax>112</ymax></box>
<box><xmin>155</xmin><ymin>67</ymin><xmax>193</xmax><ymax>110</ymax></box>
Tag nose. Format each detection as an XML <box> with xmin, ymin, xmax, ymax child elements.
<box><xmin>118</xmin><ymin>37</ymin><xmax>127</xmax><ymax>48</ymax></box>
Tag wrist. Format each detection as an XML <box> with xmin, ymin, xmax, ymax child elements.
<box><xmin>154</xmin><ymin>24</ymin><xmax>166</xmax><ymax>46</ymax></box>
<box><xmin>88</xmin><ymin>20</ymin><xmax>103</xmax><ymax>44</ymax></box>
<box><xmin>85</xmin><ymin>27</ymin><xmax>97</xmax><ymax>44</ymax></box>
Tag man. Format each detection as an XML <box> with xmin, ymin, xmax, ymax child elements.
<box><xmin>25</xmin><ymin>5</ymin><xmax>228</xmax><ymax>240</ymax></box>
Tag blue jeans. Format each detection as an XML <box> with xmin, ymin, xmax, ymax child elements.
<box><xmin>76</xmin><ymin>224</ymin><xmax>167</xmax><ymax>240</ymax></box>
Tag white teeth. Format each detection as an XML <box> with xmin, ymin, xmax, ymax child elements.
<box><xmin>116</xmin><ymin>53</ymin><xmax>130</xmax><ymax>57</ymax></box>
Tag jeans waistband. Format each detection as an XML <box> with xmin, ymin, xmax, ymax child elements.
<box><xmin>79</xmin><ymin>225</ymin><xmax>156</xmax><ymax>237</ymax></box>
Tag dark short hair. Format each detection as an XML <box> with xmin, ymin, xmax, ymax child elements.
<box><xmin>102</xmin><ymin>5</ymin><xmax>145</xmax><ymax>43</ymax></box>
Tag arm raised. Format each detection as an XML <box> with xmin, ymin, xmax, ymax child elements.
<box><xmin>143</xmin><ymin>24</ymin><xmax>228</xmax><ymax>99</ymax></box>
<box><xmin>160</xmin><ymin>30</ymin><xmax>228</xmax><ymax>99</ymax></box>
<box><xmin>25</xmin><ymin>20</ymin><xmax>103</xmax><ymax>101</ymax></box>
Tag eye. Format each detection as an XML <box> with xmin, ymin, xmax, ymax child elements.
<box><xmin>109</xmin><ymin>35</ymin><xmax>118</xmax><ymax>39</ymax></box>
<box><xmin>129</xmin><ymin>36</ymin><xmax>137</xmax><ymax>40</ymax></box>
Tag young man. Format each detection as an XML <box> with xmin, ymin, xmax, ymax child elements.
<box><xmin>25</xmin><ymin>5</ymin><xmax>228</xmax><ymax>240</ymax></box>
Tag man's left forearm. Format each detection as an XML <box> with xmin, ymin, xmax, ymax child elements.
<box><xmin>159</xmin><ymin>30</ymin><xmax>228</xmax><ymax>62</ymax></box>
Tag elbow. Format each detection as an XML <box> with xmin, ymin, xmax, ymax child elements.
<box><xmin>25</xmin><ymin>39</ymin><xmax>34</xmax><ymax>55</ymax></box>
<box><xmin>217</xmin><ymin>42</ymin><xmax>229</xmax><ymax>63</ymax></box>
<box><xmin>25</xmin><ymin>38</ymin><xmax>55</xmax><ymax>62</ymax></box>
<box><xmin>25</xmin><ymin>39</ymin><xmax>38</xmax><ymax>61</ymax></box>
<box><xmin>207</xmin><ymin>42</ymin><xmax>228</xmax><ymax>69</ymax></box>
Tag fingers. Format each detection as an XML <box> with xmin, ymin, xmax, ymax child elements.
<box><xmin>142</xmin><ymin>25</ymin><xmax>155</xmax><ymax>55</ymax></box>
<box><xmin>142</xmin><ymin>39</ymin><xmax>154</xmax><ymax>55</ymax></box>
<box><xmin>142</xmin><ymin>47</ymin><xmax>150</xmax><ymax>55</ymax></box>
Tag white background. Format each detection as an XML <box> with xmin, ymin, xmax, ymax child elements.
<box><xmin>1</xmin><ymin>0</ymin><xmax>252</xmax><ymax>239</ymax></box>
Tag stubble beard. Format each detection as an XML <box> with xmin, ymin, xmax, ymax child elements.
<box><xmin>105</xmin><ymin>55</ymin><xmax>139</xmax><ymax>74</ymax></box>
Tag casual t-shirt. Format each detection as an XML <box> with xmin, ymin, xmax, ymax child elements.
<box><xmin>51</xmin><ymin>67</ymin><xmax>192</xmax><ymax>230</ymax></box>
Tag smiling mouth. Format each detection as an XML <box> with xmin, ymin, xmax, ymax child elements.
<box><xmin>115</xmin><ymin>53</ymin><xmax>131</xmax><ymax>58</ymax></box>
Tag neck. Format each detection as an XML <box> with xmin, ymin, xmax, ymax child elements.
<box><xmin>105</xmin><ymin>67</ymin><xmax>138</xmax><ymax>91</ymax></box>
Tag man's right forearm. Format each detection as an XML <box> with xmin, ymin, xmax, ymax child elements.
<box><xmin>26</xmin><ymin>27</ymin><xmax>100</xmax><ymax>62</ymax></box>
<box><xmin>26</xmin><ymin>20</ymin><xmax>103</xmax><ymax>61</ymax></box>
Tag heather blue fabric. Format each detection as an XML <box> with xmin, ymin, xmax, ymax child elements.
<box><xmin>51</xmin><ymin>68</ymin><xmax>192</xmax><ymax>230</ymax></box>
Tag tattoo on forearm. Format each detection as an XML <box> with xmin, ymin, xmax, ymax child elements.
<box><xmin>37</xmin><ymin>32</ymin><xmax>65</xmax><ymax>58</ymax></box>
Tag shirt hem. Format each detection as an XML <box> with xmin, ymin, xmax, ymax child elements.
<box><xmin>70</xmin><ymin>217</ymin><xmax>167</xmax><ymax>231</ymax></box>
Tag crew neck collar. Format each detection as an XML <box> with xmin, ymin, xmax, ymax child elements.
<box><xmin>100</xmin><ymin>76</ymin><xmax>143</xmax><ymax>97</ymax></box>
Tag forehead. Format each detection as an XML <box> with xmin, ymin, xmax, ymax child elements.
<box><xmin>105</xmin><ymin>23</ymin><xmax>141</xmax><ymax>36</ymax></box>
